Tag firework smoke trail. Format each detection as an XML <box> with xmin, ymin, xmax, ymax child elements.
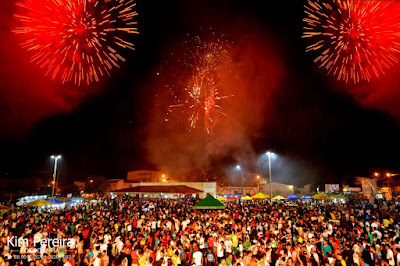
<box><xmin>14</xmin><ymin>0</ymin><xmax>138</xmax><ymax>86</ymax></box>
<box><xmin>167</xmin><ymin>34</ymin><xmax>234</xmax><ymax>133</ymax></box>
<box><xmin>303</xmin><ymin>0</ymin><xmax>400</xmax><ymax>84</ymax></box>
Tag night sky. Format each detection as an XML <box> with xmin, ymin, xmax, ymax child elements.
<box><xmin>1</xmin><ymin>0</ymin><xmax>400</xmax><ymax>186</ymax></box>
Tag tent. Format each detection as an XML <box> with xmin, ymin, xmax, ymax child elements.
<box><xmin>272</xmin><ymin>195</ymin><xmax>285</xmax><ymax>200</ymax></box>
<box><xmin>286</xmin><ymin>193</ymin><xmax>300</xmax><ymax>200</ymax></box>
<box><xmin>241</xmin><ymin>195</ymin><xmax>253</xmax><ymax>201</ymax></box>
<box><xmin>23</xmin><ymin>199</ymin><xmax>52</xmax><ymax>207</ymax></box>
<box><xmin>69</xmin><ymin>197</ymin><xmax>84</xmax><ymax>202</ymax></box>
<box><xmin>193</xmin><ymin>195</ymin><xmax>225</xmax><ymax>210</ymax></box>
<box><xmin>329</xmin><ymin>194</ymin><xmax>346</xmax><ymax>199</ymax></box>
<box><xmin>227</xmin><ymin>196</ymin><xmax>239</xmax><ymax>200</ymax></box>
<box><xmin>312</xmin><ymin>193</ymin><xmax>330</xmax><ymax>200</ymax></box>
<box><xmin>251</xmin><ymin>192</ymin><xmax>269</xmax><ymax>200</ymax></box>
<box><xmin>300</xmin><ymin>195</ymin><xmax>313</xmax><ymax>200</ymax></box>
<box><xmin>216</xmin><ymin>196</ymin><xmax>227</xmax><ymax>201</ymax></box>
<box><xmin>47</xmin><ymin>199</ymin><xmax>64</xmax><ymax>205</ymax></box>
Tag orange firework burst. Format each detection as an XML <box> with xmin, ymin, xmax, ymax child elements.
<box><xmin>303</xmin><ymin>0</ymin><xmax>400</xmax><ymax>84</ymax></box>
<box><xmin>14</xmin><ymin>0</ymin><xmax>138</xmax><ymax>86</ymax></box>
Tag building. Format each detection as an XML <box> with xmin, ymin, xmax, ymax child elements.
<box><xmin>126</xmin><ymin>170</ymin><xmax>178</xmax><ymax>183</ymax></box>
<box><xmin>217</xmin><ymin>186</ymin><xmax>259</xmax><ymax>196</ymax></box>
<box><xmin>259</xmin><ymin>182</ymin><xmax>294</xmax><ymax>197</ymax></box>
<box><xmin>108</xmin><ymin>170</ymin><xmax>179</xmax><ymax>191</ymax></box>
<box><xmin>108</xmin><ymin>179</ymin><xmax>127</xmax><ymax>191</ymax></box>
<box><xmin>296</xmin><ymin>184</ymin><xmax>312</xmax><ymax>195</ymax></box>
<box><xmin>109</xmin><ymin>182</ymin><xmax>217</xmax><ymax>199</ymax></box>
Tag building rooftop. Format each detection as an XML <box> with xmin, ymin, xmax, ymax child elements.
<box><xmin>110</xmin><ymin>185</ymin><xmax>203</xmax><ymax>194</ymax></box>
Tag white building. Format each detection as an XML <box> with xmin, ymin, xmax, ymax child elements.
<box><xmin>110</xmin><ymin>182</ymin><xmax>217</xmax><ymax>199</ymax></box>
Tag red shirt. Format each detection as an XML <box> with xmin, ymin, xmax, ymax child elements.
<box><xmin>207</xmin><ymin>237</ymin><xmax>214</xmax><ymax>248</ymax></box>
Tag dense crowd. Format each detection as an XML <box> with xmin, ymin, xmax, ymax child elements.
<box><xmin>0</xmin><ymin>196</ymin><xmax>399</xmax><ymax>266</ymax></box>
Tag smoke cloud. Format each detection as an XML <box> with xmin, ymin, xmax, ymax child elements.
<box><xmin>145</xmin><ymin>31</ymin><xmax>286</xmax><ymax>178</ymax></box>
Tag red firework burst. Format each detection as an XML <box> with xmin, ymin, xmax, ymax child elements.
<box><xmin>170</xmin><ymin>73</ymin><xmax>230</xmax><ymax>134</ymax></box>
<box><xmin>303</xmin><ymin>0</ymin><xmax>400</xmax><ymax>84</ymax></box>
<box><xmin>165</xmin><ymin>34</ymin><xmax>234</xmax><ymax>133</ymax></box>
<box><xmin>14</xmin><ymin>0</ymin><xmax>138</xmax><ymax>86</ymax></box>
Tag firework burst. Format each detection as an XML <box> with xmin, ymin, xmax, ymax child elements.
<box><xmin>165</xmin><ymin>34</ymin><xmax>234</xmax><ymax>133</ymax></box>
<box><xmin>14</xmin><ymin>0</ymin><xmax>138</xmax><ymax>86</ymax></box>
<box><xmin>170</xmin><ymin>73</ymin><xmax>231</xmax><ymax>133</ymax></box>
<box><xmin>303</xmin><ymin>0</ymin><xmax>400</xmax><ymax>84</ymax></box>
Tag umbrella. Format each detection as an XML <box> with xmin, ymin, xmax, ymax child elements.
<box><xmin>227</xmin><ymin>196</ymin><xmax>239</xmax><ymax>200</ymax></box>
<box><xmin>272</xmin><ymin>195</ymin><xmax>285</xmax><ymax>200</ymax></box>
<box><xmin>241</xmin><ymin>195</ymin><xmax>253</xmax><ymax>200</ymax></box>
<box><xmin>286</xmin><ymin>193</ymin><xmax>300</xmax><ymax>200</ymax></box>
<box><xmin>47</xmin><ymin>199</ymin><xmax>64</xmax><ymax>205</ymax></box>
<box><xmin>312</xmin><ymin>193</ymin><xmax>330</xmax><ymax>200</ymax></box>
<box><xmin>300</xmin><ymin>195</ymin><xmax>313</xmax><ymax>200</ymax></box>
<box><xmin>216</xmin><ymin>196</ymin><xmax>226</xmax><ymax>201</ymax></box>
<box><xmin>251</xmin><ymin>192</ymin><xmax>269</xmax><ymax>199</ymax></box>
<box><xmin>23</xmin><ymin>199</ymin><xmax>52</xmax><ymax>207</ymax></box>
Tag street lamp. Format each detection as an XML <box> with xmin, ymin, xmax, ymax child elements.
<box><xmin>50</xmin><ymin>155</ymin><xmax>61</xmax><ymax>198</ymax></box>
<box><xmin>265</xmin><ymin>151</ymin><xmax>274</xmax><ymax>200</ymax></box>
<box><xmin>236</xmin><ymin>165</ymin><xmax>244</xmax><ymax>196</ymax></box>
<box><xmin>256</xmin><ymin>175</ymin><xmax>260</xmax><ymax>192</ymax></box>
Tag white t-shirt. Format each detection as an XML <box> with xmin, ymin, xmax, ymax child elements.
<box><xmin>199</xmin><ymin>237</ymin><xmax>205</xmax><ymax>249</ymax></box>
<box><xmin>104</xmin><ymin>234</ymin><xmax>111</xmax><ymax>244</ymax></box>
<box><xmin>193</xmin><ymin>251</ymin><xmax>202</xmax><ymax>266</ymax></box>
<box><xmin>396</xmin><ymin>253</ymin><xmax>400</xmax><ymax>266</ymax></box>
<box><xmin>93</xmin><ymin>257</ymin><xmax>101</xmax><ymax>266</ymax></box>
<box><xmin>353</xmin><ymin>244</ymin><xmax>360</xmax><ymax>265</ymax></box>
<box><xmin>387</xmin><ymin>249</ymin><xmax>395</xmax><ymax>266</ymax></box>
<box><xmin>225</xmin><ymin>240</ymin><xmax>233</xmax><ymax>253</ymax></box>
<box><xmin>217</xmin><ymin>243</ymin><xmax>224</xmax><ymax>257</ymax></box>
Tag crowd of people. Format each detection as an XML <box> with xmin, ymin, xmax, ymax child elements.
<box><xmin>0</xmin><ymin>196</ymin><xmax>399</xmax><ymax>266</ymax></box>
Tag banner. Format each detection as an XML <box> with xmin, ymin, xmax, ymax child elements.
<box><xmin>360</xmin><ymin>178</ymin><xmax>378</xmax><ymax>196</ymax></box>
<box><xmin>325</xmin><ymin>184</ymin><xmax>339</xmax><ymax>193</ymax></box>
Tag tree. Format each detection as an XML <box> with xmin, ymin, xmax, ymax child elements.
<box><xmin>61</xmin><ymin>184</ymin><xmax>81</xmax><ymax>197</ymax></box>
<box><xmin>84</xmin><ymin>176</ymin><xmax>110</xmax><ymax>195</ymax></box>
<box><xmin>37</xmin><ymin>186</ymin><xmax>52</xmax><ymax>196</ymax></box>
<box><xmin>184</xmin><ymin>166</ymin><xmax>227</xmax><ymax>187</ymax></box>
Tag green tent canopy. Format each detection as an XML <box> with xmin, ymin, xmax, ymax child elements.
<box><xmin>193</xmin><ymin>195</ymin><xmax>225</xmax><ymax>210</ymax></box>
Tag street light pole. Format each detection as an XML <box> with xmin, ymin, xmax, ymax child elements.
<box><xmin>267</xmin><ymin>152</ymin><xmax>272</xmax><ymax>200</ymax></box>
<box><xmin>51</xmin><ymin>155</ymin><xmax>61</xmax><ymax>197</ymax></box>
<box><xmin>236</xmin><ymin>165</ymin><xmax>244</xmax><ymax>196</ymax></box>
<box><xmin>241</xmin><ymin>172</ymin><xmax>244</xmax><ymax>196</ymax></box>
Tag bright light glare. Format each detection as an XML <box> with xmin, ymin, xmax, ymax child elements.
<box><xmin>236</xmin><ymin>165</ymin><xmax>241</xmax><ymax>170</ymax></box>
<box><xmin>265</xmin><ymin>151</ymin><xmax>275</xmax><ymax>157</ymax></box>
